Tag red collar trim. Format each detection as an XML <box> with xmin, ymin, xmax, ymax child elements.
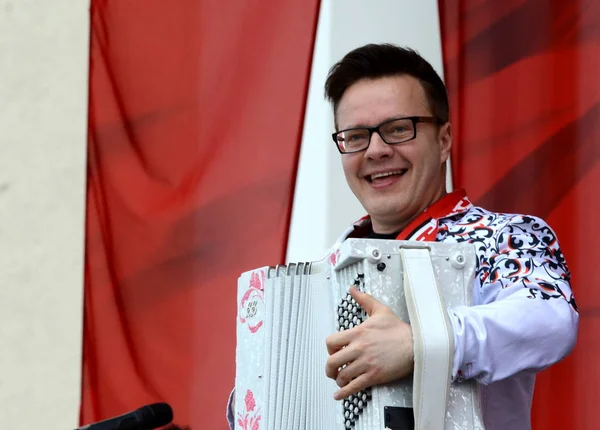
<box><xmin>351</xmin><ymin>189</ymin><xmax>472</xmax><ymax>242</ymax></box>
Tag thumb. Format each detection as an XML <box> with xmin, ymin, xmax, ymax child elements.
<box><xmin>349</xmin><ymin>286</ymin><xmax>384</xmax><ymax>316</ymax></box>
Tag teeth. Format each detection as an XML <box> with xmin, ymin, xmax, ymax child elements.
<box><xmin>370</xmin><ymin>170</ymin><xmax>405</xmax><ymax>180</ymax></box>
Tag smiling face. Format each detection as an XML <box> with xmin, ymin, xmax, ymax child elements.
<box><xmin>336</xmin><ymin>75</ymin><xmax>452</xmax><ymax>234</ymax></box>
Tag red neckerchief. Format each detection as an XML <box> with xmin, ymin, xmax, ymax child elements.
<box><xmin>396</xmin><ymin>189</ymin><xmax>472</xmax><ymax>241</ymax></box>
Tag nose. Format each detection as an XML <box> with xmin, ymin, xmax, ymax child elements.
<box><xmin>364</xmin><ymin>130</ymin><xmax>393</xmax><ymax>160</ymax></box>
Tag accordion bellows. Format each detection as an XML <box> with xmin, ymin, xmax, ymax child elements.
<box><xmin>235</xmin><ymin>239</ymin><xmax>485</xmax><ymax>430</ymax></box>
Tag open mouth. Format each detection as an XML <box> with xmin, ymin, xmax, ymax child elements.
<box><xmin>366</xmin><ymin>169</ymin><xmax>408</xmax><ymax>183</ymax></box>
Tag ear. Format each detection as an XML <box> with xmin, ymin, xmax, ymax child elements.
<box><xmin>438</xmin><ymin>121</ymin><xmax>452</xmax><ymax>164</ymax></box>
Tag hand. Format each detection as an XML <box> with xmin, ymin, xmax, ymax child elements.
<box><xmin>325</xmin><ymin>286</ymin><xmax>414</xmax><ymax>400</ymax></box>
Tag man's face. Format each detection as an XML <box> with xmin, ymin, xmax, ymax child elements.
<box><xmin>336</xmin><ymin>75</ymin><xmax>452</xmax><ymax>233</ymax></box>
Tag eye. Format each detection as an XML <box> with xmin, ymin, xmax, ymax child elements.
<box><xmin>343</xmin><ymin>130</ymin><xmax>369</xmax><ymax>142</ymax></box>
<box><xmin>382</xmin><ymin>119</ymin><xmax>414</xmax><ymax>140</ymax></box>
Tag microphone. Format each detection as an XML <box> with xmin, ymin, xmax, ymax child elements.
<box><xmin>75</xmin><ymin>402</ymin><xmax>173</xmax><ymax>430</ymax></box>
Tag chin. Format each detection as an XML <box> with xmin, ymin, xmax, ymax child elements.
<box><xmin>366</xmin><ymin>203</ymin><xmax>408</xmax><ymax>220</ymax></box>
<box><xmin>366</xmin><ymin>193</ymin><xmax>406</xmax><ymax>209</ymax></box>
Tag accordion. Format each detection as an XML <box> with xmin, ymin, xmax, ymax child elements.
<box><xmin>235</xmin><ymin>239</ymin><xmax>485</xmax><ymax>430</ymax></box>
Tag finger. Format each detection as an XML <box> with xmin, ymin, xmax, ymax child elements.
<box><xmin>349</xmin><ymin>286</ymin><xmax>385</xmax><ymax>316</ymax></box>
<box><xmin>336</xmin><ymin>360</ymin><xmax>368</xmax><ymax>388</ymax></box>
<box><xmin>325</xmin><ymin>345</ymin><xmax>360</xmax><ymax>379</ymax></box>
<box><xmin>334</xmin><ymin>373</ymin><xmax>371</xmax><ymax>400</ymax></box>
<box><xmin>326</xmin><ymin>328</ymin><xmax>356</xmax><ymax>355</ymax></box>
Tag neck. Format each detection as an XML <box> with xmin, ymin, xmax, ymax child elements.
<box><xmin>370</xmin><ymin>188</ymin><xmax>448</xmax><ymax>235</ymax></box>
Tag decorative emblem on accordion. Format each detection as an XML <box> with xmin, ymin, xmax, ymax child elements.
<box><xmin>239</xmin><ymin>271</ymin><xmax>266</xmax><ymax>334</ymax></box>
<box><xmin>235</xmin><ymin>239</ymin><xmax>485</xmax><ymax>429</ymax></box>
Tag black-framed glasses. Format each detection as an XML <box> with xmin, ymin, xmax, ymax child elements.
<box><xmin>332</xmin><ymin>116</ymin><xmax>441</xmax><ymax>154</ymax></box>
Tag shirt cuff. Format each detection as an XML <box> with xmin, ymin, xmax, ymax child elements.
<box><xmin>447</xmin><ymin>307</ymin><xmax>465</xmax><ymax>381</ymax></box>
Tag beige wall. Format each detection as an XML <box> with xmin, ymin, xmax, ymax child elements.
<box><xmin>0</xmin><ymin>0</ymin><xmax>90</xmax><ymax>428</ymax></box>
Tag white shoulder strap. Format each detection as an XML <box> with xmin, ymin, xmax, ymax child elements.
<box><xmin>401</xmin><ymin>247</ymin><xmax>454</xmax><ymax>430</ymax></box>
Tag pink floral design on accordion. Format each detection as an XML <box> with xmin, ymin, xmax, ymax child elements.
<box><xmin>237</xmin><ymin>389</ymin><xmax>261</xmax><ymax>430</ymax></box>
<box><xmin>329</xmin><ymin>248</ymin><xmax>341</xmax><ymax>266</ymax></box>
<box><xmin>239</xmin><ymin>270</ymin><xmax>265</xmax><ymax>334</ymax></box>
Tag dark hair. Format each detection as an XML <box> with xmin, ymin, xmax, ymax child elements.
<box><xmin>324</xmin><ymin>44</ymin><xmax>449</xmax><ymax>125</ymax></box>
<box><xmin>162</xmin><ymin>425</ymin><xmax>190</xmax><ymax>430</ymax></box>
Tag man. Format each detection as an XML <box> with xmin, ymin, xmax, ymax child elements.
<box><xmin>228</xmin><ymin>44</ymin><xmax>578</xmax><ymax>429</ymax></box>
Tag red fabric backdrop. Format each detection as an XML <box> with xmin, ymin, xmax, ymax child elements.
<box><xmin>439</xmin><ymin>1</ymin><xmax>600</xmax><ymax>428</ymax></box>
<box><xmin>81</xmin><ymin>1</ymin><xmax>320</xmax><ymax>428</ymax></box>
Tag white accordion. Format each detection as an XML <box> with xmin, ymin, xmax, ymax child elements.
<box><xmin>235</xmin><ymin>239</ymin><xmax>485</xmax><ymax>430</ymax></box>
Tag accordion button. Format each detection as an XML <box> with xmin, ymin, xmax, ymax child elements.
<box><xmin>358</xmin><ymin>400</ymin><xmax>364</xmax><ymax>408</ymax></box>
